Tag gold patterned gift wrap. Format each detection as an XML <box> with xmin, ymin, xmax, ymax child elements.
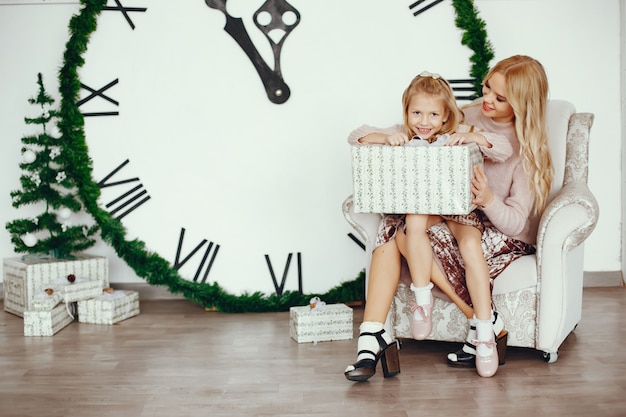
<box><xmin>3</xmin><ymin>254</ymin><xmax>109</xmax><ymax>317</ymax></box>
<box><xmin>351</xmin><ymin>143</ymin><xmax>483</xmax><ymax>215</ymax></box>
<box><xmin>23</xmin><ymin>302</ymin><xmax>74</xmax><ymax>336</ymax></box>
<box><xmin>77</xmin><ymin>290</ymin><xmax>140</xmax><ymax>325</ymax></box>
<box><xmin>289</xmin><ymin>303</ymin><xmax>353</xmax><ymax>343</ymax></box>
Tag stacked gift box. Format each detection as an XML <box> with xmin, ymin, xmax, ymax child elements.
<box><xmin>3</xmin><ymin>254</ymin><xmax>140</xmax><ymax>336</ymax></box>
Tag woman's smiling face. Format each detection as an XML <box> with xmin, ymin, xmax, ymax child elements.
<box><xmin>481</xmin><ymin>71</ymin><xmax>515</xmax><ymax>123</ymax></box>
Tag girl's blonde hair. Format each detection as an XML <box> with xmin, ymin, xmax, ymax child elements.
<box><xmin>401</xmin><ymin>72</ymin><xmax>462</xmax><ymax>139</ymax></box>
<box><xmin>484</xmin><ymin>55</ymin><xmax>553</xmax><ymax>215</ymax></box>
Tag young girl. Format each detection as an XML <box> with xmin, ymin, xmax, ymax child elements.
<box><xmin>344</xmin><ymin>72</ymin><xmax>512</xmax><ymax>381</ymax></box>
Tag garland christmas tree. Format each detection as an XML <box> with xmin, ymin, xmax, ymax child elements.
<box><xmin>6</xmin><ymin>73</ymin><xmax>99</xmax><ymax>259</ymax></box>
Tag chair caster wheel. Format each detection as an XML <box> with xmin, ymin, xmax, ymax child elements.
<box><xmin>542</xmin><ymin>351</ymin><xmax>558</xmax><ymax>363</ymax></box>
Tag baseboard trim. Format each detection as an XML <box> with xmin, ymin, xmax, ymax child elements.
<box><xmin>582</xmin><ymin>270</ymin><xmax>625</xmax><ymax>287</ymax></box>
<box><xmin>0</xmin><ymin>271</ymin><xmax>623</xmax><ymax>301</ymax></box>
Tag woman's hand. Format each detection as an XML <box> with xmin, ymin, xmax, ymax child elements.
<box><xmin>472</xmin><ymin>165</ymin><xmax>493</xmax><ymax>208</ymax></box>
<box><xmin>447</xmin><ymin>132</ymin><xmax>491</xmax><ymax>148</ymax></box>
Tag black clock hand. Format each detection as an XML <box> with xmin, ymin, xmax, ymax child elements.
<box><xmin>253</xmin><ymin>0</ymin><xmax>301</xmax><ymax>79</ymax></box>
<box><xmin>206</xmin><ymin>0</ymin><xmax>290</xmax><ymax>104</ymax></box>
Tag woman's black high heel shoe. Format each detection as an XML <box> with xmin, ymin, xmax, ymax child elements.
<box><xmin>344</xmin><ymin>329</ymin><xmax>400</xmax><ymax>382</ymax></box>
<box><xmin>447</xmin><ymin>312</ymin><xmax>508</xmax><ymax>368</ymax></box>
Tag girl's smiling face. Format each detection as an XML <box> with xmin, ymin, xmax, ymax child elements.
<box><xmin>406</xmin><ymin>93</ymin><xmax>448</xmax><ymax>141</ymax></box>
<box><xmin>481</xmin><ymin>71</ymin><xmax>515</xmax><ymax>123</ymax></box>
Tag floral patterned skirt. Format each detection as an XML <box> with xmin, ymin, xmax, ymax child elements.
<box><xmin>375</xmin><ymin>211</ymin><xmax>535</xmax><ymax>306</ymax></box>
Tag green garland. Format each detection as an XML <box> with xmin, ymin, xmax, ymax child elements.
<box><xmin>452</xmin><ymin>0</ymin><xmax>495</xmax><ymax>96</ymax></box>
<box><xmin>52</xmin><ymin>0</ymin><xmax>491</xmax><ymax>312</ymax></box>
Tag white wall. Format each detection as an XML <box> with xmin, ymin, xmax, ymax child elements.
<box><xmin>0</xmin><ymin>0</ymin><xmax>621</xmax><ymax>295</ymax></box>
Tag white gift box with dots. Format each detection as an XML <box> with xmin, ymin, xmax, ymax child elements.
<box><xmin>289</xmin><ymin>303</ymin><xmax>353</xmax><ymax>344</ymax></box>
<box><xmin>352</xmin><ymin>143</ymin><xmax>483</xmax><ymax>215</ymax></box>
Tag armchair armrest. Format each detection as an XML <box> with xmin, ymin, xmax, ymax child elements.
<box><xmin>536</xmin><ymin>112</ymin><xmax>598</xmax><ymax>268</ymax></box>
<box><xmin>533</xmin><ymin>112</ymin><xmax>598</xmax><ymax>353</ymax></box>
<box><xmin>536</xmin><ymin>181</ymin><xmax>599</xmax><ymax>268</ymax></box>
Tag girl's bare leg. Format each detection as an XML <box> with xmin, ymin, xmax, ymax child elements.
<box><xmin>446</xmin><ymin>222</ymin><xmax>491</xmax><ymax>321</ymax></box>
<box><xmin>447</xmin><ymin>221</ymin><xmax>499</xmax><ymax>377</ymax></box>
<box><xmin>395</xmin><ymin>217</ymin><xmax>475</xmax><ymax>318</ymax></box>
<box><xmin>404</xmin><ymin>214</ymin><xmax>432</xmax><ymax>287</ymax></box>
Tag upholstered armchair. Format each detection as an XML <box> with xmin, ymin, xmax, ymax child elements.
<box><xmin>342</xmin><ymin>100</ymin><xmax>598</xmax><ymax>363</ymax></box>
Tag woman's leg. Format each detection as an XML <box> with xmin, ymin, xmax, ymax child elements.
<box><xmin>363</xmin><ymin>240</ymin><xmax>402</xmax><ymax>323</ymax></box>
<box><xmin>345</xmin><ymin>240</ymin><xmax>402</xmax><ymax>382</ymax></box>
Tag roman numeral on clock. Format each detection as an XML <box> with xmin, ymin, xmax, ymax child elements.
<box><xmin>79</xmin><ymin>79</ymin><xmax>119</xmax><ymax>117</ymax></box>
<box><xmin>347</xmin><ymin>233</ymin><xmax>366</xmax><ymax>251</ymax></box>
<box><xmin>409</xmin><ymin>0</ymin><xmax>445</xmax><ymax>16</ymax></box>
<box><xmin>173</xmin><ymin>228</ymin><xmax>220</xmax><ymax>284</ymax></box>
<box><xmin>449</xmin><ymin>78</ymin><xmax>480</xmax><ymax>101</ymax></box>
<box><xmin>103</xmin><ymin>0</ymin><xmax>148</xmax><ymax>30</ymax></box>
<box><xmin>265</xmin><ymin>252</ymin><xmax>302</xmax><ymax>296</ymax></box>
<box><xmin>97</xmin><ymin>159</ymin><xmax>151</xmax><ymax>219</ymax></box>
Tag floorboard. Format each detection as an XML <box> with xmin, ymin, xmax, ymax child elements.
<box><xmin>0</xmin><ymin>287</ymin><xmax>624</xmax><ymax>417</ymax></box>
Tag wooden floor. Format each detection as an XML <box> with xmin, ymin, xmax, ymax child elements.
<box><xmin>0</xmin><ymin>287</ymin><xmax>625</xmax><ymax>417</ymax></box>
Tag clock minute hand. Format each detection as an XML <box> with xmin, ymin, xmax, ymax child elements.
<box><xmin>205</xmin><ymin>0</ymin><xmax>290</xmax><ymax>104</ymax></box>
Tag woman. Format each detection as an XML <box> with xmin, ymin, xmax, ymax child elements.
<box><xmin>344</xmin><ymin>55</ymin><xmax>553</xmax><ymax>380</ymax></box>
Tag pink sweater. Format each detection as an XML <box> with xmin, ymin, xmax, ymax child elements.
<box><xmin>348</xmin><ymin>103</ymin><xmax>537</xmax><ymax>244</ymax></box>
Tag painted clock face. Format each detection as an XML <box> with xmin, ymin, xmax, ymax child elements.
<box><xmin>80</xmin><ymin>0</ymin><xmax>474</xmax><ymax>295</ymax></box>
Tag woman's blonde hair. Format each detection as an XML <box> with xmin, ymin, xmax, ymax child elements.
<box><xmin>485</xmin><ymin>55</ymin><xmax>553</xmax><ymax>215</ymax></box>
<box><xmin>401</xmin><ymin>72</ymin><xmax>462</xmax><ymax>139</ymax></box>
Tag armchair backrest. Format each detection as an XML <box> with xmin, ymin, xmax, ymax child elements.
<box><xmin>545</xmin><ymin>100</ymin><xmax>576</xmax><ymax>205</ymax></box>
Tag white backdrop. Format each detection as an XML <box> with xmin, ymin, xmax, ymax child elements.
<box><xmin>0</xmin><ymin>0</ymin><xmax>621</xmax><ymax>296</ymax></box>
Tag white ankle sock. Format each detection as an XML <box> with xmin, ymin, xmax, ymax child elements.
<box><xmin>475</xmin><ymin>313</ymin><xmax>494</xmax><ymax>357</ymax></box>
<box><xmin>410</xmin><ymin>282</ymin><xmax>433</xmax><ymax>306</ymax></box>
<box><xmin>356</xmin><ymin>322</ymin><xmax>389</xmax><ymax>361</ymax></box>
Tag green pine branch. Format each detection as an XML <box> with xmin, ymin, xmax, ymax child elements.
<box><xmin>452</xmin><ymin>0</ymin><xmax>495</xmax><ymax>96</ymax></box>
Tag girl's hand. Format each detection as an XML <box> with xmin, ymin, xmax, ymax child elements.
<box><xmin>471</xmin><ymin>165</ymin><xmax>493</xmax><ymax>208</ymax></box>
<box><xmin>447</xmin><ymin>132</ymin><xmax>490</xmax><ymax>147</ymax></box>
<box><xmin>386</xmin><ymin>132</ymin><xmax>410</xmax><ymax>146</ymax></box>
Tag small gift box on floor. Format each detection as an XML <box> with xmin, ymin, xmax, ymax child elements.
<box><xmin>77</xmin><ymin>289</ymin><xmax>140</xmax><ymax>325</ymax></box>
<box><xmin>290</xmin><ymin>298</ymin><xmax>353</xmax><ymax>343</ymax></box>
<box><xmin>352</xmin><ymin>143</ymin><xmax>483</xmax><ymax>215</ymax></box>
<box><xmin>53</xmin><ymin>275</ymin><xmax>104</xmax><ymax>303</ymax></box>
<box><xmin>30</xmin><ymin>288</ymin><xmax>63</xmax><ymax>311</ymax></box>
<box><xmin>24</xmin><ymin>302</ymin><xmax>74</xmax><ymax>336</ymax></box>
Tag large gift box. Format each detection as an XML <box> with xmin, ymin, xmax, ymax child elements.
<box><xmin>24</xmin><ymin>302</ymin><xmax>74</xmax><ymax>336</ymax></box>
<box><xmin>3</xmin><ymin>254</ymin><xmax>109</xmax><ymax>317</ymax></box>
<box><xmin>77</xmin><ymin>290</ymin><xmax>140</xmax><ymax>325</ymax></box>
<box><xmin>290</xmin><ymin>303</ymin><xmax>353</xmax><ymax>343</ymax></box>
<box><xmin>352</xmin><ymin>143</ymin><xmax>483</xmax><ymax>214</ymax></box>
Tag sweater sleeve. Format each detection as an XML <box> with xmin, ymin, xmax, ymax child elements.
<box><xmin>457</xmin><ymin>124</ymin><xmax>513</xmax><ymax>163</ymax></box>
<box><xmin>481</xmin><ymin>161</ymin><xmax>536</xmax><ymax>240</ymax></box>
<box><xmin>347</xmin><ymin>124</ymin><xmax>404</xmax><ymax>145</ymax></box>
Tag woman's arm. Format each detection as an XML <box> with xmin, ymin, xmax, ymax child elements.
<box><xmin>481</xmin><ymin>162</ymin><xmax>535</xmax><ymax>238</ymax></box>
<box><xmin>449</xmin><ymin>125</ymin><xmax>513</xmax><ymax>162</ymax></box>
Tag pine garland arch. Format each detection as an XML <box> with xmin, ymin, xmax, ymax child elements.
<box><xmin>55</xmin><ymin>0</ymin><xmax>493</xmax><ymax>312</ymax></box>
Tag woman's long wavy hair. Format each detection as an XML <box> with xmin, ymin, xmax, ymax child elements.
<box><xmin>485</xmin><ymin>55</ymin><xmax>553</xmax><ymax>215</ymax></box>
